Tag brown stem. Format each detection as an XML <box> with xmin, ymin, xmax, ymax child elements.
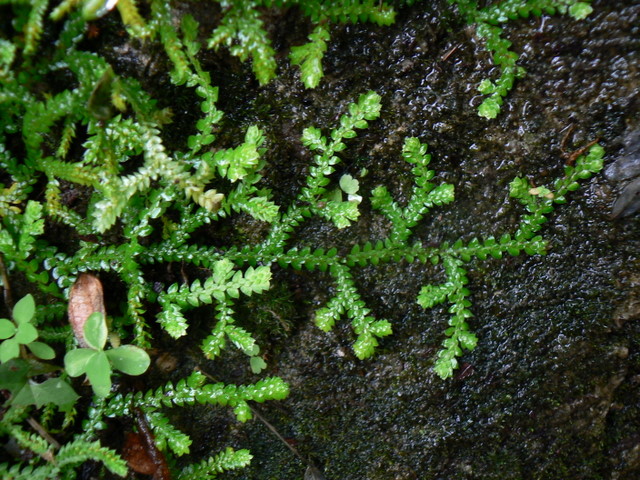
<box><xmin>196</xmin><ymin>367</ymin><xmax>324</xmax><ymax>474</ymax></box>
<box><xmin>27</xmin><ymin>416</ymin><xmax>61</xmax><ymax>451</ymax></box>
<box><xmin>0</xmin><ymin>254</ymin><xmax>13</xmax><ymax>313</ymax></box>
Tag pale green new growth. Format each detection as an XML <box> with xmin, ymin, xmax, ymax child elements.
<box><xmin>290</xmin><ymin>25</ymin><xmax>330</xmax><ymax>88</ymax></box>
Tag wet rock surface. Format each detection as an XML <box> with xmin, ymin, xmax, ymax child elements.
<box><xmin>79</xmin><ymin>1</ymin><xmax>639</xmax><ymax>478</ymax></box>
<box><xmin>191</xmin><ymin>1</ymin><xmax>640</xmax><ymax>479</ymax></box>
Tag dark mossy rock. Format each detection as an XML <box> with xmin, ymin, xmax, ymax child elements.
<box><xmin>182</xmin><ymin>1</ymin><xmax>638</xmax><ymax>479</ymax></box>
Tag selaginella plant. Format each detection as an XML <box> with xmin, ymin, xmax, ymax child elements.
<box><xmin>0</xmin><ymin>1</ymin><xmax>603</xmax><ymax>478</ymax></box>
<box><xmin>449</xmin><ymin>0</ymin><xmax>594</xmax><ymax>118</ymax></box>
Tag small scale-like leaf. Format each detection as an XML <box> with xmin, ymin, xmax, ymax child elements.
<box><xmin>569</xmin><ymin>2</ymin><xmax>593</xmax><ymax>20</ymax></box>
<box><xmin>434</xmin><ymin>353</ymin><xmax>457</xmax><ymax>379</ymax></box>
<box><xmin>250</xmin><ymin>356</ymin><xmax>267</xmax><ymax>374</ymax></box>
<box><xmin>339</xmin><ymin>174</ymin><xmax>359</xmax><ymax>195</ymax></box>
<box><xmin>353</xmin><ymin>333</ymin><xmax>377</xmax><ymax>360</ymax></box>
<box><xmin>478</xmin><ymin>95</ymin><xmax>501</xmax><ymax>119</ymax></box>
<box><xmin>233</xmin><ymin>401</ymin><xmax>252</xmax><ymax>422</ymax></box>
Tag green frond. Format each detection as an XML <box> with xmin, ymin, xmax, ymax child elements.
<box><xmin>314</xmin><ymin>264</ymin><xmax>392</xmax><ymax>359</ymax></box>
<box><xmin>0</xmin><ymin>423</ymin><xmax>51</xmax><ymax>458</ymax></box>
<box><xmin>0</xmin><ymin>1</ymin><xmax>608</xmax><ymax>471</ymax></box>
<box><xmin>50</xmin><ymin>0</ymin><xmax>81</xmax><ymax>21</ymax></box>
<box><xmin>151</xmin><ymin>0</ymin><xmax>192</xmax><ymax>84</ymax></box>
<box><xmin>208</xmin><ymin>0</ymin><xmax>277</xmax><ymax>85</ymax></box>
<box><xmin>299</xmin><ymin>91</ymin><xmax>381</xmax><ymax>228</ymax></box>
<box><xmin>289</xmin><ymin>25</ymin><xmax>330</xmax><ymax>89</ymax></box>
<box><xmin>300</xmin><ymin>0</ymin><xmax>396</xmax><ymax>25</ymax></box>
<box><xmin>158</xmin><ymin>260</ymin><xmax>271</xmax><ymax>338</ymax></box>
<box><xmin>23</xmin><ymin>0</ymin><xmax>48</xmax><ymax>55</ymax></box>
<box><xmin>178</xmin><ymin>447</ymin><xmax>253</xmax><ymax>480</ymax></box>
<box><xmin>55</xmin><ymin>439</ymin><xmax>128</xmax><ymax>476</ymax></box>
<box><xmin>146</xmin><ymin>410</ymin><xmax>193</xmax><ymax>456</ymax></box>
<box><xmin>372</xmin><ymin>137</ymin><xmax>454</xmax><ymax>243</ymax></box>
<box><xmin>451</xmin><ymin>0</ymin><xmax>593</xmax><ymax>118</ymax></box>
<box><xmin>0</xmin><ymin>39</ymin><xmax>17</xmax><ymax>80</ymax></box>
<box><xmin>105</xmin><ymin>371</ymin><xmax>289</xmax><ymax>421</ymax></box>
<box><xmin>0</xmin><ymin>462</ymin><xmax>54</xmax><ymax>480</ymax></box>
<box><xmin>116</xmin><ymin>0</ymin><xmax>148</xmax><ymax>36</ymax></box>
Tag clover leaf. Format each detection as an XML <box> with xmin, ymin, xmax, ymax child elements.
<box><xmin>64</xmin><ymin>312</ymin><xmax>151</xmax><ymax>397</ymax></box>
<box><xmin>0</xmin><ymin>294</ymin><xmax>55</xmax><ymax>363</ymax></box>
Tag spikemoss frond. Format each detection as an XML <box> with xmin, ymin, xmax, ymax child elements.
<box><xmin>208</xmin><ymin>0</ymin><xmax>277</xmax><ymax>85</ymax></box>
<box><xmin>177</xmin><ymin>447</ymin><xmax>253</xmax><ymax>480</ymax></box>
<box><xmin>450</xmin><ymin>0</ymin><xmax>593</xmax><ymax>118</ymax></box>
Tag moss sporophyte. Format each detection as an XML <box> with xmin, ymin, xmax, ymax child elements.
<box><xmin>0</xmin><ymin>0</ymin><xmax>600</xmax><ymax>478</ymax></box>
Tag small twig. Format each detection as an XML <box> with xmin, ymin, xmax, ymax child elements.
<box><xmin>196</xmin><ymin>367</ymin><xmax>325</xmax><ymax>476</ymax></box>
<box><xmin>441</xmin><ymin>44</ymin><xmax>460</xmax><ymax>62</ymax></box>
<box><xmin>250</xmin><ymin>406</ymin><xmax>304</xmax><ymax>460</ymax></box>
<box><xmin>560</xmin><ymin>125</ymin><xmax>599</xmax><ymax>166</ymax></box>
<box><xmin>27</xmin><ymin>416</ymin><xmax>61</xmax><ymax>451</ymax></box>
<box><xmin>565</xmin><ymin>138</ymin><xmax>600</xmax><ymax>166</ymax></box>
<box><xmin>134</xmin><ymin>407</ymin><xmax>171</xmax><ymax>480</ymax></box>
<box><xmin>560</xmin><ymin>124</ymin><xmax>576</xmax><ymax>155</ymax></box>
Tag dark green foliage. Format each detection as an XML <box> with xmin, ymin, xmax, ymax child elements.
<box><xmin>177</xmin><ymin>447</ymin><xmax>253</xmax><ymax>480</ymax></box>
<box><xmin>207</xmin><ymin>0</ymin><xmax>395</xmax><ymax>86</ymax></box>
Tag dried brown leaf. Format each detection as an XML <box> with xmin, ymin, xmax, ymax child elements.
<box><xmin>68</xmin><ymin>273</ymin><xmax>106</xmax><ymax>347</ymax></box>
